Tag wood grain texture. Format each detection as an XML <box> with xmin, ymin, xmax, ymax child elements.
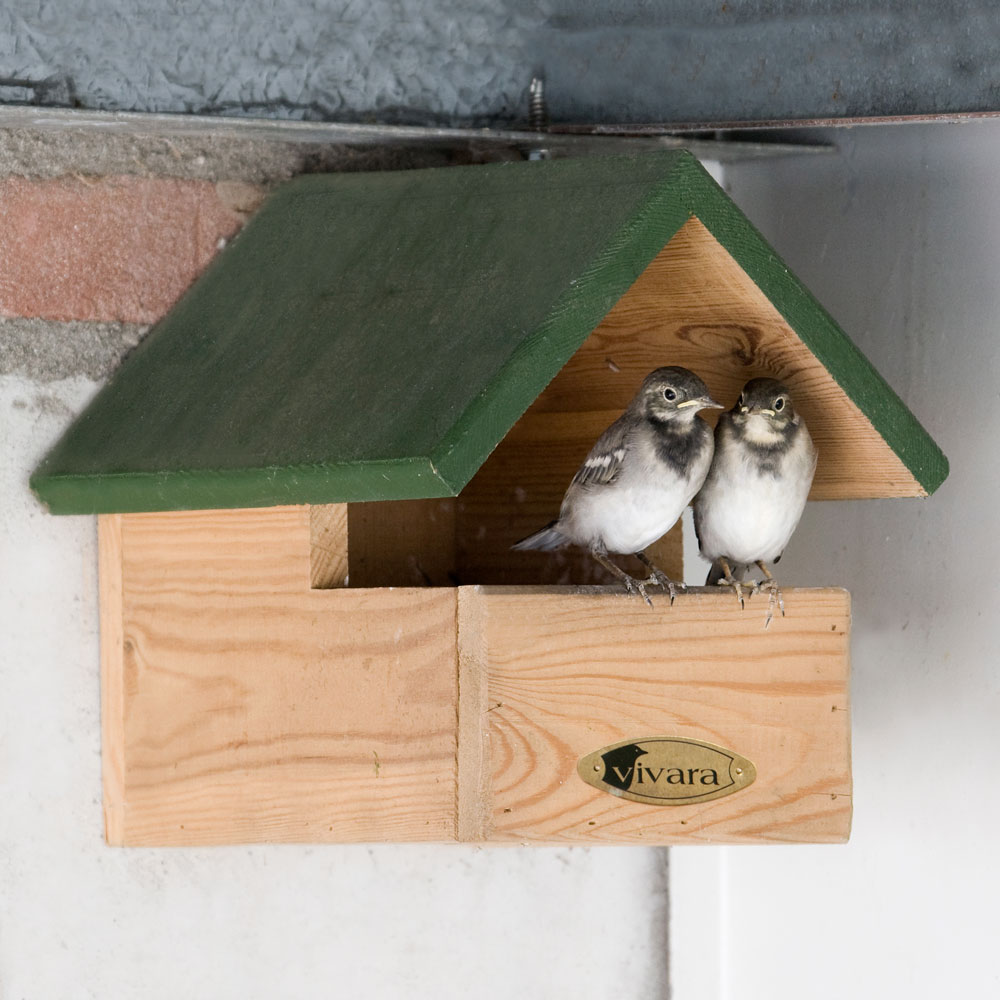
<box><xmin>456</xmin><ymin>587</ymin><xmax>492</xmax><ymax>842</ymax></box>
<box><xmin>466</xmin><ymin>585</ymin><xmax>852</xmax><ymax>845</ymax></box>
<box><xmin>101</xmin><ymin>505</ymin><xmax>850</xmax><ymax>846</ymax></box>
<box><xmin>309</xmin><ymin>503</ymin><xmax>348</xmax><ymax>588</ymax></box>
<box><xmin>527</xmin><ymin>217</ymin><xmax>923</xmax><ymax>499</ymax></box>
<box><xmin>108</xmin><ymin>506</ymin><xmax>458</xmax><ymax>845</ymax></box>
<box><xmin>98</xmin><ymin>514</ymin><xmax>126</xmax><ymax>845</ymax></box>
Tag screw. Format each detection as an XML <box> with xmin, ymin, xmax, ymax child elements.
<box><xmin>529</xmin><ymin>77</ymin><xmax>548</xmax><ymax>131</ymax></box>
<box><xmin>527</xmin><ymin>76</ymin><xmax>551</xmax><ymax>161</ymax></box>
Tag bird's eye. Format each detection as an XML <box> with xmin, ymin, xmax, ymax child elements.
<box><xmin>774</xmin><ymin>397</ymin><xmax>785</xmax><ymax>411</ymax></box>
<box><xmin>663</xmin><ymin>388</ymin><xmax>677</xmax><ymax>401</ymax></box>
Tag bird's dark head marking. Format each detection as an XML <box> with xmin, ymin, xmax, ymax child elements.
<box><xmin>638</xmin><ymin>366</ymin><xmax>722</xmax><ymax>423</ymax></box>
<box><xmin>733</xmin><ymin>377</ymin><xmax>797</xmax><ymax>431</ymax></box>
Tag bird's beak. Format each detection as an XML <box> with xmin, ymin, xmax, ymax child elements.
<box><xmin>743</xmin><ymin>404</ymin><xmax>774</xmax><ymax>417</ymax></box>
<box><xmin>676</xmin><ymin>395</ymin><xmax>722</xmax><ymax>410</ymax></box>
<box><xmin>695</xmin><ymin>395</ymin><xmax>724</xmax><ymax>411</ymax></box>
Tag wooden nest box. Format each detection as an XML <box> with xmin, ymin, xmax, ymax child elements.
<box><xmin>31</xmin><ymin>152</ymin><xmax>947</xmax><ymax>847</ymax></box>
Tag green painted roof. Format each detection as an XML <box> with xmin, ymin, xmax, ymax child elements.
<box><xmin>30</xmin><ymin>150</ymin><xmax>948</xmax><ymax>514</ymax></box>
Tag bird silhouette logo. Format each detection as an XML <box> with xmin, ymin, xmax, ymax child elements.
<box><xmin>580</xmin><ymin>737</ymin><xmax>757</xmax><ymax>805</ymax></box>
<box><xmin>600</xmin><ymin>743</ymin><xmax>649</xmax><ymax>791</ymax></box>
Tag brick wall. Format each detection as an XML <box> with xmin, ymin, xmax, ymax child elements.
<box><xmin>0</xmin><ymin>175</ymin><xmax>259</xmax><ymax>323</ymax></box>
<box><xmin>0</xmin><ymin>120</ymin><xmax>495</xmax><ymax>383</ymax></box>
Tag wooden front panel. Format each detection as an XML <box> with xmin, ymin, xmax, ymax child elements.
<box><xmin>103</xmin><ymin>507</ymin><xmax>458</xmax><ymax>846</ymax></box>
<box><xmin>459</xmin><ymin>586</ymin><xmax>852</xmax><ymax>845</ymax></box>
<box><xmin>101</xmin><ymin>508</ymin><xmax>850</xmax><ymax>847</ymax></box>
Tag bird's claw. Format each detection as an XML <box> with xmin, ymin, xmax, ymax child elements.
<box><xmin>715</xmin><ymin>576</ymin><xmax>745</xmax><ymax>610</ymax></box>
<box><xmin>623</xmin><ymin>574</ymin><xmax>654</xmax><ymax>608</ymax></box>
<box><xmin>644</xmin><ymin>569</ymin><xmax>685</xmax><ymax>605</ymax></box>
<box><xmin>633</xmin><ymin>554</ymin><xmax>684</xmax><ymax>606</ymax></box>
<box><xmin>756</xmin><ymin>578</ymin><xmax>785</xmax><ymax>629</ymax></box>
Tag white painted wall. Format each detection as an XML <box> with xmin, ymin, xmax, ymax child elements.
<box><xmin>674</xmin><ymin>121</ymin><xmax>1000</xmax><ymax>998</ymax></box>
<box><xmin>2</xmin><ymin>394</ymin><xmax>670</xmax><ymax>993</ymax></box>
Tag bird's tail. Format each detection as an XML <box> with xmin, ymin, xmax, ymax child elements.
<box><xmin>512</xmin><ymin>521</ymin><xmax>569</xmax><ymax>552</ymax></box>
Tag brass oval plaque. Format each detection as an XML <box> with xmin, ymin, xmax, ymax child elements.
<box><xmin>577</xmin><ymin>736</ymin><xmax>756</xmax><ymax>805</ymax></box>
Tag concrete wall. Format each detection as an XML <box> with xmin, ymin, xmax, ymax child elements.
<box><xmin>674</xmin><ymin>120</ymin><xmax>1000</xmax><ymax>997</ymax></box>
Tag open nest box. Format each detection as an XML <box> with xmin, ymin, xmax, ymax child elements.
<box><xmin>31</xmin><ymin>151</ymin><xmax>947</xmax><ymax>847</ymax></box>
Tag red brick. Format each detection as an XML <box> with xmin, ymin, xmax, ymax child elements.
<box><xmin>0</xmin><ymin>176</ymin><xmax>252</xmax><ymax>324</ymax></box>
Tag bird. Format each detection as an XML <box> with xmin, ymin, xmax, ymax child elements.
<box><xmin>513</xmin><ymin>366</ymin><xmax>722</xmax><ymax>606</ymax></box>
<box><xmin>693</xmin><ymin>377</ymin><xmax>817</xmax><ymax>627</ymax></box>
<box><xmin>600</xmin><ymin>743</ymin><xmax>649</xmax><ymax>791</ymax></box>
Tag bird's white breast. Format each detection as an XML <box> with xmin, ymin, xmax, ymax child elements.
<box><xmin>696</xmin><ymin>422</ymin><xmax>816</xmax><ymax>565</ymax></box>
<box><xmin>567</xmin><ymin>430</ymin><xmax>713</xmax><ymax>554</ymax></box>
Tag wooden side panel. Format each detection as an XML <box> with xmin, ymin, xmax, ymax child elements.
<box><xmin>111</xmin><ymin>507</ymin><xmax>457</xmax><ymax>845</ymax></box>
<box><xmin>466</xmin><ymin>586</ymin><xmax>852</xmax><ymax>845</ymax></box>
<box><xmin>525</xmin><ymin>217</ymin><xmax>924</xmax><ymax>499</ymax></box>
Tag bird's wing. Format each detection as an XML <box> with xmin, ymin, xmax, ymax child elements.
<box><xmin>571</xmin><ymin>416</ymin><xmax>630</xmax><ymax>488</ymax></box>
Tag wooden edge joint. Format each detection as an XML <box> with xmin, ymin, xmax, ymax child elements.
<box><xmin>456</xmin><ymin>586</ymin><xmax>492</xmax><ymax>842</ymax></box>
<box><xmin>98</xmin><ymin>513</ymin><xmax>126</xmax><ymax>845</ymax></box>
<box><xmin>309</xmin><ymin>503</ymin><xmax>349</xmax><ymax>589</ymax></box>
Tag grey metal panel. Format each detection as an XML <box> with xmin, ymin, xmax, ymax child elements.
<box><xmin>0</xmin><ymin>2</ymin><xmax>998</xmax><ymax>126</ymax></box>
<box><xmin>0</xmin><ymin>106</ymin><xmax>833</xmax><ymax>166</ymax></box>
<box><xmin>534</xmin><ymin>1</ymin><xmax>1000</xmax><ymax>127</ymax></box>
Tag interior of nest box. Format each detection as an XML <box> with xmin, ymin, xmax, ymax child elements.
<box><xmin>342</xmin><ymin>337</ymin><xmax>688</xmax><ymax>588</ymax></box>
<box><xmin>312</xmin><ymin>217</ymin><xmax>930</xmax><ymax>592</ymax></box>
<box><xmin>341</xmin><ymin>338</ymin><xmax>689</xmax><ymax>588</ymax></box>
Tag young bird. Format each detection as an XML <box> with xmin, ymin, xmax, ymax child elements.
<box><xmin>693</xmin><ymin>377</ymin><xmax>817</xmax><ymax>626</ymax></box>
<box><xmin>514</xmin><ymin>366</ymin><xmax>722</xmax><ymax>606</ymax></box>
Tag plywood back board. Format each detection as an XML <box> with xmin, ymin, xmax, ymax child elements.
<box><xmin>509</xmin><ymin>216</ymin><xmax>926</xmax><ymax>499</ymax></box>
<box><xmin>346</xmin><ymin>497</ymin><xmax>458</xmax><ymax>588</ymax></box>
